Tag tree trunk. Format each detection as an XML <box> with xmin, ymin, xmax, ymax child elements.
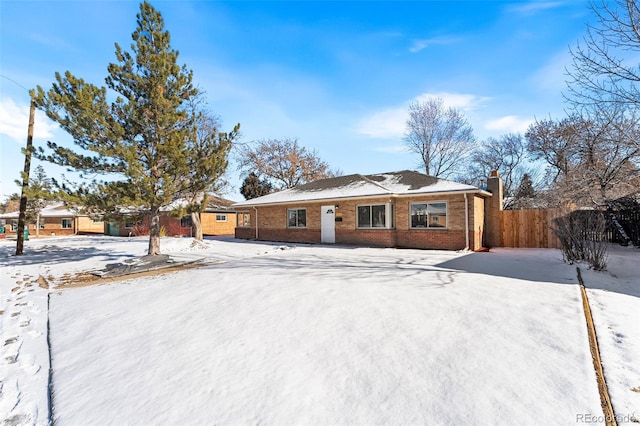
<box><xmin>36</xmin><ymin>213</ymin><xmax>40</xmax><ymax>238</ymax></box>
<box><xmin>15</xmin><ymin>100</ymin><xmax>35</xmax><ymax>256</ymax></box>
<box><xmin>191</xmin><ymin>211</ymin><xmax>203</xmax><ymax>241</ymax></box>
<box><xmin>148</xmin><ymin>205</ymin><xmax>161</xmax><ymax>255</ymax></box>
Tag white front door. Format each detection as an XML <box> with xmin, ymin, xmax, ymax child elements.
<box><xmin>321</xmin><ymin>205</ymin><xmax>335</xmax><ymax>243</ymax></box>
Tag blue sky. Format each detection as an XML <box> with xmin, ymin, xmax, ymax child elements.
<box><xmin>0</xmin><ymin>0</ymin><xmax>593</xmax><ymax>201</ymax></box>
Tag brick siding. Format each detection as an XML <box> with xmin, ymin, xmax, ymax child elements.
<box><xmin>235</xmin><ymin>193</ymin><xmax>488</xmax><ymax>251</ymax></box>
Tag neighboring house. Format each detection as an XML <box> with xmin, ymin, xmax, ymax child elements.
<box><xmin>233</xmin><ymin>170</ymin><xmax>504</xmax><ymax>251</ymax></box>
<box><xmin>105</xmin><ymin>210</ymin><xmax>192</xmax><ymax>237</ymax></box>
<box><xmin>201</xmin><ymin>195</ymin><xmax>238</xmax><ymax>236</ymax></box>
<box><xmin>0</xmin><ymin>203</ymin><xmax>104</xmax><ymax>236</ymax></box>
<box><xmin>105</xmin><ymin>195</ymin><xmax>237</xmax><ymax>237</ymax></box>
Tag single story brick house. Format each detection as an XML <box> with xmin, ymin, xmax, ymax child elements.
<box><xmin>0</xmin><ymin>203</ymin><xmax>104</xmax><ymax>237</ymax></box>
<box><xmin>233</xmin><ymin>170</ymin><xmax>503</xmax><ymax>251</ymax></box>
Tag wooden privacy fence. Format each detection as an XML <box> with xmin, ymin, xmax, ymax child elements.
<box><xmin>499</xmin><ymin>208</ymin><xmax>562</xmax><ymax>249</ymax></box>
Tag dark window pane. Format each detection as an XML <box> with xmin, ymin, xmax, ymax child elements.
<box><xmin>180</xmin><ymin>216</ymin><xmax>193</xmax><ymax>227</ymax></box>
<box><xmin>428</xmin><ymin>203</ymin><xmax>446</xmax><ymax>228</ymax></box>
<box><xmin>411</xmin><ymin>203</ymin><xmax>428</xmax><ymax>228</ymax></box>
<box><xmin>288</xmin><ymin>210</ymin><xmax>297</xmax><ymax>227</ymax></box>
<box><xmin>372</xmin><ymin>205</ymin><xmax>386</xmax><ymax>227</ymax></box>
<box><xmin>297</xmin><ymin>209</ymin><xmax>306</xmax><ymax>227</ymax></box>
<box><xmin>358</xmin><ymin>206</ymin><xmax>370</xmax><ymax>227</ymax></box>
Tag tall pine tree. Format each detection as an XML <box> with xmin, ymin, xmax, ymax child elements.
<box><xmin>32</xmin><ymin>1</ymin><xmax>238</xmax><ymax>255</ymax></box>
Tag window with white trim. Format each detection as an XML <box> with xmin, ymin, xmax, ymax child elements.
<box><xmin>410</xmin><ymin>202</ymin><xmax>447</xmax><ymax>229</ymax></box>
<box><xmin>237</xmin><ymin>213</ymin><xmax>251</xmax><ymax>227</ymax></box>
<box><xmin>287</xmin><ymin>208</ymin><xmax>306</xmax><ymax>228</ymax></box>
<box><xmin>357</xmin><ymin>203</ymin><xmax>394</xmax><ymax>229</ymax></box>
<box><xmin>10</xmin><ymin>219</ymin><xmax>18</xmax><ymax>231</ymax></box>
<box><xmin>38</xmin><ymin>219</ymin><xmax>45</xmax><ymax>229</ymax></box>
<box><xmin>216</xmin><ymin>214</ymin><xmax>227</xmax><ymax>222</ymax></box>
<box><xmin>61</xmin><ymin>218</ymin><xmax>73</xmax><ymax>229</ymax></box>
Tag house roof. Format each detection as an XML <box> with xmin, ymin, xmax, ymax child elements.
<box><xmin>114</xmin><ymin>194</ymin><xmax>236</xmax><ymax>215</ymax></box>
<box><xmin>0</xmin><ymin>202</ymin><xmax>77</xmax><ymax>219</ymax></box>
<box><xmin>233</xmin><ymin>170</ymin><xmax>490</xmax><ymax>207</ymax></box>
<box><xmin>204</xmin><ymin>195</ymin><xmax>236</xmax><ymax>212</ymax></box>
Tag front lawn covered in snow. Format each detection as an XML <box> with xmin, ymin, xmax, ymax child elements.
<box><xmin>1</xmin><ymin>236</ymin><xmax>638</xmax><ymax>425</ymax></box>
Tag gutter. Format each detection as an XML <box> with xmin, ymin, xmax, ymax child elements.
<box><xmin>464</xmin><ymin>193</ymin><xmax>470</xmax><ymax>251</ymax></box>
<box><xmin>254</xmin><ymin>206</ymin><xmax>259</xmax><ymax>240</ymax></box>
<box><xmin>233</xmin><ymin>189</ymin><xmax>493</xmax><ymax>209</ymax></box>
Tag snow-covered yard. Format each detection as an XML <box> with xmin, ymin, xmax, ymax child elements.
<box><xmin>1</xmin><ymin>236</ymin><xmax>638</xmax><ymax>425</ymax></box>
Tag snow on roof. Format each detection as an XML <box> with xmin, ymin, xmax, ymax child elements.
<box><xmin>0</xmin><ymin>202</ymin><xmax>78</xmax><ymax>219</ymax></box>
<box><xmin>233</xmin><ymin>170</ymin><xmax>485</xmax><ymax>207</ymax></box>
<box><xmin>120</xmin><ymin>195</ymin><xmax>236</xmax><ymax>214</ymax></box>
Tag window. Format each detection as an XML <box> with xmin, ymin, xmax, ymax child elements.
<box><xmin>357</xmin><ymin>204</ymin><xmax>394</xmax><ymax>229</ymax></box>
<box><xmin>238</xmin><ymin>213</ymin><xmax>251</xmax><ymax>227</ymax></box>
<box><xmin>124</xmin><ymin>219</ymin><xmax>140</xmax><ymax>229</ymax></box>
<box><xmin>39</xmin><ymin>219</ymin><xmax>45</xmax><ymax>229</ymax></box>
<box><xmin>61</xmin><ymin>218</ymin><xmax>73</xmax><ymax>229</ymax></box>
<box><xmin>410</xmin><ymin>202</ymin><xmax>447</xmax><ymax>229</ymax></box>
<box><xmin>10</xmin><ymin>219</ymin><xmax>18</xmax><ymax>231</ymax></box>
<box><xmin>216</xmin><ymin>214</ymin><xmax>227</xmax><ymax>222</ymax></box>
<box><xmin>287</xmin><ymin>208</ymin><xmax>306</xmax><ymax>228</ymax></box>
<box><xmin>180</xmin><ymin>216</ymin><xmax>193</xmax><ymax>228</ymax></box>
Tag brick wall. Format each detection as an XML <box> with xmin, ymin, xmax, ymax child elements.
<box><xmin>336</xmin><ymin>229</ymin><xmax>397</xmax><ymax>247</ymax></box>
<box><xmin>235</xmin><ymin>226</ymin><xmax>254</xmax><ymax>240</ymax></box>
<box><xmin>2</xmin><ymin>216</ymin><xmax>76</xmax><ymax>236</ymax></box>
<box><xmin>235</xmin><ymin>193</ymin><xmax>487</xmax><ymax>250</ymax></box>
<box><xmin>259</xmin><ymin>228</ymin><xmax>321</xmax><ymax>244</ymax></box>
<box><xmin>396</xmin><ymin>229</ymin><xmax>467</xmax><ymax>250</ymax></box>
<box><xmin>484</xmin><ymin>173</ymin><xmax>503</xmax><ymax>248</ymax></box>
<box><xmin>116</xmin><ymin>214</ymin><xmax>191</xmax><ymax>237</ymax></box>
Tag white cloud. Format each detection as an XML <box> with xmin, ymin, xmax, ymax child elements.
<box><xmin>373</xmin><ymin>145</ymin><xmax>409</xmax><ymax>154</ymax></box>
<box><xmin>355</xmin><ymin>107</ymin><xmax>407</xmax><ymax>139</ymax></box>
<box><xmin>484</xmin><ymin>115</ymin><xmax>533</xmax><ymax>133</ymax></box>
<box><xmin>356</xmin><ymin>92</ymin><xmax>491</xmax><ymax>139</ymax></box>
<box><xmin>415</xmin><ymin>92</ymin><xmax>491</xmax><ymax>111</ymax></box>
<box><xmin>0</xmin><ymin>98</ymin><xmax>57</xmax><ymax>142</ymax></box>
<box><xmin>409</xmin><ymin>36</ymin><xmax>460</xmax><ymax>53</ymax></box>
<box><xmin>531</xmin><ymin>50</ymin><xmax>572</xmax><ymax>92</ymax></box>
<box><xmin>28</xmin><ymin>33</ymin><xmax>75</xmax><ymax>51</ymax></box>
<box><xmin>507</xmin><ymin>2</ymin><xmax>564</xmax><ymax>15</ymax></box>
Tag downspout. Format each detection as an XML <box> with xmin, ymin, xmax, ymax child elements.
<box><xmin>254</xmin><ymin>207</ymin><xmax>259</xmax><ymax>240</ymax></box>
<box><xmin>464</xmin><ymin>193</ymin><xmax>470</xmax><ymax>251</ymax></box>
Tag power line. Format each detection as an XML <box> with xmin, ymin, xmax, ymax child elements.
<box><xmin>0</xmin><ymin>74</ymin><xmax>30</xmax><ymax>93</ymax></box>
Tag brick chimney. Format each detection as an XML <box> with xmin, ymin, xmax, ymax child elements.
<box><xmin>484</xmin><ymin>170</ymin><xmax>503</xmax><ymax>248</ymax></box>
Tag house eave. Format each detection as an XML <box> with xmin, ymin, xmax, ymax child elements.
<box><xmin>233</xmin><ymin>188</ymin><xmax>491</xmax><ymax>209</ymax></box>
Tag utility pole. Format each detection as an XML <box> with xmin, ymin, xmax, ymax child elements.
<box><xmin>15</xmin><ymin>99</ymin><xmax>35</xmax><ymax>256</ymax></box>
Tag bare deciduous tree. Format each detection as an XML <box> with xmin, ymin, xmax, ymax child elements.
<box><xmin>526</xmin><ymin>109</ymin><xmax>640</xmax><ymax>207</ymax></box>
<box><xmin>525</xmin><ymin>117</ymin><xmax>581</xmax><ymax>184</ymax></box>
<box><xmin>239</xmin><ymin>138</ymin><xmax>337</xmax><ymax>190</ymax></box>
<box><xmin>566</xmin><ymin>0</ymin><xmax>640</xmax><ymax>108</ymax></box>
<box><xmin>574</xmin><ymin>107</ymin><xmax>640</xmax><ymax>205</ymax></box>
<box><xmin>465</xmin><ymin>133</ymin><xmax>539</xmax><ymax>208</ymax></box>
<box><xmin>403</xmin><ymin>97</ymin><xmax>475</xmax><ymax>178</ymax></box>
